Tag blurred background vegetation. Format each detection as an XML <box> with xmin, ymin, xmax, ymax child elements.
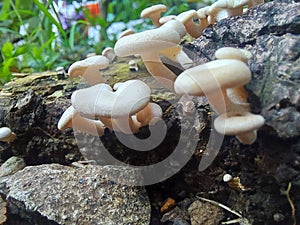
<box><xmin>0</xmin><ymin>0</ymin><xmax>212</xmax><ymax>84</ymax></box>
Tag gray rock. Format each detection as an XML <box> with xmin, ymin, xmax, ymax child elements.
<box><xmin>0</xmin><ymin>156</ymin><xmax>25</xmax><ymax>177</ymax></box>
<box><xmin>187</xmin><ymin>1</ymin><xmax>300</xmax><ymax>138</ymax></box>
<box><xmin>0</xmin><ymin>164</ymin><xmax>150</xmax><ymax>225</ymax></box>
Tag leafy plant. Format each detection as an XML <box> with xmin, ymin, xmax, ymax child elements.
<box><xmin>0</xmin><ymin>0</ymin><xmax>191</xmax><ymax>85</ymax></box>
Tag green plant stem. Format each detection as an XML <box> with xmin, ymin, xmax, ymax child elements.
<box><xmin>32</xmin><ymin>0</ymin><xmax>68</xmax><ymax>44</ymax></box>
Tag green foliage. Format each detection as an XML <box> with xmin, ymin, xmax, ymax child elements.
<box><xmin>0</xmin><ymin>0</ymin><xmax>192</xmax><ymax>85</ymax></box>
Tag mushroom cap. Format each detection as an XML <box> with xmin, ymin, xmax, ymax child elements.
<box><xmin>174</xmin><ymin>59</ymin><xmax>251</xmax><ymax>96</ymax></box>
<box><xmin>118</xmin><ymin>29</ymin><xmax>135</xmax><ymax>39</ymax></box>
<box><xmin>176</xmin><ymin>10</ymin><xmax>199</xmax><ymax>24</ymax></box>
<box><xmin>114</xmin><ymin>21</ymin><xmax>183</xmax><ymax>57</ymax></box>
<box><xmin>71</xmin><ymin>80</ymin><xmax>151</xmax><ymax>118</ymax></box>
<box><xmin>101</xmin><ymin>47</ymin><xmax>116</xmax><ymax>63</ymax></box>
<box><xmin>209</xmin><ymin>0</ymin><xmax>247</xmax><ymax>13</ymax></box>
<box><xmin>68</xmin><ymin>55</ymin><xmax>109</xmax><ymax>78</ymax></box>
<box><xmin>0</xmin><ymin>127</ymin><xmax>16</xmax><ymax>142</ymax></box>
<box><xmin>214</xmin><ymin>112</ymin><xmax>265</xmax><ymax>135</ymax></box>
<box><xmin>197</xmin><ymin>6</ymin><xmax>210</xmax><ymax>18</ymax></box>
<box><xmin>159</xmin><ymin>15</ymin><xmax>176</xmax><ymax>25</ymax></box>
<box><xmin>58</xmin><ymin>106</ymin><xmax>74</xmax><ymax>130</ymax></box>
<box><xmin>215</xmin><ymin>47</ymin><xmax>252</xmax><ymax>63</ymax></box>
<box><xmin>140</xmin><ymin>4</ymin><xmax>167</xmax><ymax>18</ymax></box>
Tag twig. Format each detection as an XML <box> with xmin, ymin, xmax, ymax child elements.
<box><xmin>196</xmin><ymin>194</ymin><xmax>251</xmax><ymax>225</ymax></box>
<box><xmin>281</xmin><ymin>182</ymin><xmax>296</xmax><ymax>225</ymax></box>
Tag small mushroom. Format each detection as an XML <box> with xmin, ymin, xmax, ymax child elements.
<box><xmin>128</xmin><ymin>60</ymin><xmax>139</xmax><ymax>72</ymax></box>
<box><xmin>215</xmin><ymin>47</ymin><xmax>252</xmax><ymax>110</ymax></box>
<box><xmin>140</xmin><ymin>4</ymin><xmax>168</xmax><ymax>27</ymax></box>
<box><xmin>196</xmin><ymin>6</ymin><xmax>210</xmax><ymax>28</ymax></box>
<box><xmin>114</xmin><ymin>20</ymin><xmax>186</xmax><ymax>91</ymax></box>
<box><xmin>102</xmin><ymin>47</ymin><xmax>116</xmax><ymax>63</ymax></box>
<box><xmin>0</xmin><ymin>127</ymin><xmax>16</xmax><ymax>143</ymax></box>
<box><xmin>176</xmin><ymin>10</ymin><xmax>203</xmax><ymax>38</ymax></box>
<box><xmin>58</xmin><ymin>106</ymin><xmax>105</xmax><ymax>136</ymax></box>
<box><xmin>159</xmin><ymin>15</ymin><xmax>176</xmax><ymax>25</ymax></box>
<box><xmin>208</xmin><ymin>0</ymin><xmax>245</xmax><ymax>22</ymax></box>
<box><xmin>71</xmin><ymin>80</ymin><xmax>151</xmax><ymax>134</ymax></box>
<box><xmin>68</xmin><ymin>55</ymin><xmax>110</xmax><ymax>85</ymax></box>
<box><xmin>214</xmin><ymin>112</ymin><xmax>265</xmax><ymax>144</ymax></box>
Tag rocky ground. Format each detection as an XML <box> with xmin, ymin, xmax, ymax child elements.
<box><xmin>0</xmin><ymin>0</ymin><xmax>299</xmax><ymax>224</ymax></box>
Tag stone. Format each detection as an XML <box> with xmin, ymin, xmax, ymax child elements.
<box><xmin>0</xmin><ymin>156</ymin><xmax>25</xmax><ymax>177</ymax></box>
<box><xmin>188</xmin><ymin>200</ymin><xmax>224</xmax><ymax>225</ymax></box>
<box><xmin>0</xmin><ymin>164</ymin><xmax>150</xmax><ymax>225</ymax></box>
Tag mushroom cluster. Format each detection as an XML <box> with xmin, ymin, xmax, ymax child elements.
<box><xmin>58</xmin><ymin>80</ymin><xmax>162</xmax><ymax>136</ymax></box>
<box><xmin>58</xmin><ymin>2</ymin><xmax>266</xmax><ymax>145</ymax></box>
<box><xmin>140</xmin><ymin>1</ymin><xmax>264</xmax><ymax>39</ymax></box>
<box><xmin>174</xmin><ymin>47</ymin><xmax>265</xmax><ymax>144</ymax></box>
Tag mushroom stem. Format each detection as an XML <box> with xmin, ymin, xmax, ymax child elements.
<box><xmin>141</xmin><ymin>52</ymin><xmax>177</xmax><ymax>92</ymax></box>
<box><xmin>98</xmin><ymin>116</ymin><xmax>141</xmax><ymax>134</ymax></box>
<box><xmin>58</xmin><ymin>106</ymin><xmax>105</xmax><ymax>136</ymax></box>
<box><xmin>72</xmin><ymin>114</ymin><xmax>106</xmax><ymax>136</ymax></box>
<box><xmin>159</xmin><ymin>46</ymin><xmax>193</xmax><ymax>69</ymax></box>
<box><xmin>236</xmin><ymin>130</ymin><xmax>257</xmax><ymax>145</ymax></box>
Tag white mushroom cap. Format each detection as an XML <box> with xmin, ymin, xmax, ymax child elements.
<box><xmin>159</xmin><ymin>15</ymin><xmax>176</xmax><ymax>25</ymax></box>
<box><xmin>114</xmin><ymin>21</ymin><xmax>183</xmax><ymax>57</ymax></box>
<box><xmin>136</xmin><ymin>102</ymin><xmax>163</xmax><ymax>126</ymax></box>
<box><xmin>71</xmin><ymin>80</ymin><xmax>151</xmax><ymax>118</ymax></box>
<box><xmin>0</xmin><ymin>127</ymin><xmax>16</xmax><ymax>142</ymax></box>
<box><xmin>140</xmin><ymin>4</ymin><xmax>168</xmax><ymax>27</ymax></box>
<box><xmin>214</xmin><ymin>112</ymin><xmax>265</xmax><ymax>144</ymax></box>
<box><xmin>118</xmin><ymin>29</ymin><xmax>135</xmax><ymax>39</ymax></box>
<box><xmin>58</xmin><ymin>106</ymin><xmax>105</xmax><ymax>136</ymax></box>
<box><xmin>68</xmin><ymin>55</ymin><xmax>110</xmax><ymax>85</ymax></box>
<box><xmin>174</xmin><ymin>59</ymin><xmax>251</xmax><ymax>96</ymax></box>
<box><xmin>102</xmin><ymin>47</ymin><xmax>116</xmax><ymax>63</ymax></box>
<box><xmin>215</xmin><ymin>47</ymin><xmax>252</xmax><ymax>63</ymax></box>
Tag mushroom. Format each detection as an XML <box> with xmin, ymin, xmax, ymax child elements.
<box><xmin>174</xmin><ymin>58</ymin><xmax>251</xmax><ymax>114</ymax></box>
<box><xmin>58</xmin><ymin>105</ymin><xmax>105</xmax><ymax>136</ymax></box>
<box><xmin>196</xmin><ymin>6</ymin><xmax>210</xmax><ymax>29</ymax></box>
<box><xmin>208</xmin><ymin>0</ymin><xmax>245</xmax><ymax>22</ymax></box>
<box><xmin>114</xmin><ymin>19</ymin><xmax>187</xmax><ymax>91</ymax></box>
<box><xmin>136</xmin><ymin>102</ymin><xmax>163</xmax><ymax>126</ymax></box>
<box><xmin>214</xmin><ymin>112</ymin><xmax>265</xmax><ymax>144</ymax></box>
<box><xmin>128</xmin><ymin>60</ymin><xmax>139</xmax><ymax>72</ymax></box>
<box><xmin>0</xmin><ymin>127</ymin><xmax>16</xmax><ymax>143</ymax></box>
<box><xmin>102</xmin><ymin>47</ymin><xmax>116</xmax><ymax>63</ymax></box>
<box><xmin>176</xmin><ymin>10</ymin><xmax>203</xmax><ymax>38</ymax></box>
<box><xmin>215</xmin><ymin>47</ymin><xmax>252</xmax><ymax>63</ymax></box>
<box><xmin>71</xmin><ymin>80</ymin><xmax>151</xmax><ymax>134</ymax></box>
<box><xmin>140</xmin><ymin>4</ymin><xmax>168</xmax><ymax>27</ymax></box>
<box><xmin>159</xmin><ymin>15</ymin><xmax>176</xmax><ymax>25</ymax></box>
<box><xmin>118</xmin><ymin>29</ymin><xmax>135</xmax><ymax>39</ymax></box>
<box><xmin>215</xmin><ymin>47</ymin><xmax>252</xmax><ymax>110</ymax></box>
<box><xmin>68</xmin><ymin>55</ymin><xmax>109</xmax><ymax>85</ymax></box>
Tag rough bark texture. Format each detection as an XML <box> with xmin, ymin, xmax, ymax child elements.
<box><xmin>0</xmin><ymin>1</ymin><xmax>299</xmax><ymax>225</ymax></box>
